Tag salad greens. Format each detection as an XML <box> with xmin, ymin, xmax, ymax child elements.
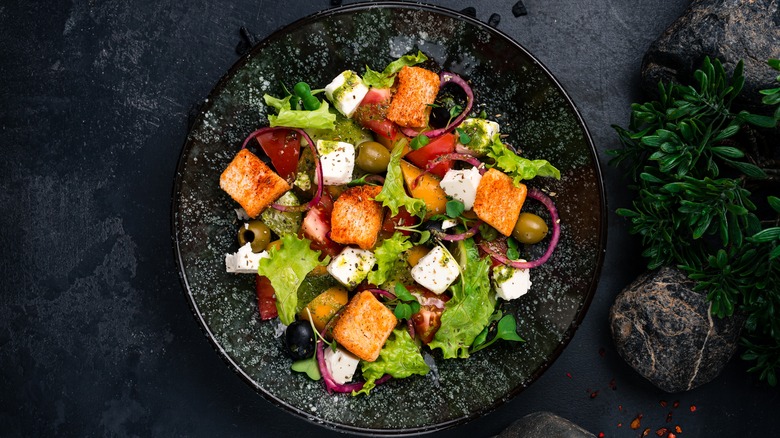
<box><xmin>487</xmin><ymin>137</ymin><xmax>561</xmax><ymax>183</ymax></box>
<box><xmin>256</xmin><ymin>234</ymin><xmax>329</xmax><ymax>325</ymax></box>
<box><xmin>264</xmin><ymin>94</ymin><xmax>336</xmax><ymax>130</ymax></box>
<box><xmin>367</xmin><ymin>232</ymin><xmax>413</xmax><ymax>287</ymax></box>
<box><xmin>428</xmin><ymin>238</ymin><xmax>497</xmax><ymax>359</ymax></box>
<box><xmin>363</xmin><ymin>50</ymin><xmax>428</xmax><ymax>88</ymax></box>
<box><xmin>354</xmin><ymin>329</ymin><xmax>429</xmax><ymax>396</ymax></box>
<box><xmin>374</xmin><ymin>139</ymin><xmax>427</xmax><ymax>217</ymax></box>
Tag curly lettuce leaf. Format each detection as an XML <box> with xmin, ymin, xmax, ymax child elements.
<box><xmin>263</xmin><ymin>94</ymin><xmax>336</xmax><ymax>130</ymax></box>
<box><xmin>428</xmin><ymin>239</ymin><xmax>496</xmax><ymax>359</ymax></box>
<box><xmin>367</xmin><ymin>232</ymin><xmax>413</xmax><ymax>286</ymax></box>
<box><xmin>354</xmin><ymin>329</ymin><xmax>429</xmax><ymax>396</ymax></box>
<box><xmin>374</xmin><ymin>139</ymin><xmax>426</xmax><ymax>218</ymax></box>
<box><xmin>487</xmin><ymin>137</ymin><xmax>561</xmax><ymax>184</ymax></box>
<box><xmin>363</xmin><ymin>51</ymin><xmax>429</xmax><ymax>88</ymax></box>
<box><xmin>256</xmin><ymin>234</ymin><xmax>329</xmax><ymax>325</ymax></box>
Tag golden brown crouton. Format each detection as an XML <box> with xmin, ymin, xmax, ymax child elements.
<box><xmin>332</xmin><ymin>291</ymin><xmax>397</xmax><ymax>362</ymax></box>
<box><xmin>330</xmin><ymin>185</ymin><xmax>384</xmax><ymax>250</ymax></box>
<box><xmin>219</xmin><ymin>149</ymin><xmax>291</xmax><ymax>218</ymax></box>
<box><xmin>387</xmin><ymin>66</ymin><xmax>440</xmax><ymax>128</ymax></box>
<box><xmin>473</xmin><ymin>168</ymin><xmax>527</xmax><ymax>236</ymax></box>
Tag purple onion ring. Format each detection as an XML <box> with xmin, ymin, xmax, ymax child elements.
<box><xmin>400</xmin><ymin>71</ymin><xmax>474</xmax><ymax>139</ymax></box>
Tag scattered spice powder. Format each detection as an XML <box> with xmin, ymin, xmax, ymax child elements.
<box><xmin>642</xmin><ymin>427</ymin><xmax>651</xmax><ymax>437</ymax></box>
<box><xmin>630</xmin><ymin>414</ymin><xmax>643</xmax><ymax>429</ymax></box>
<box><xmin>673</xmin><ymin>400</ymin><xmax>680</xmax><ymax>409</ymax></box>
<box><xmin>617</xmin><ymin>422</ymin><xmax>622</xmax><ymax>428</ymax></box>
<box><xmin>666</xmin><ymin>411</ymin><xmax>673</xmax><ymax>423</ymax></box>
<box><xmin>655</xmin><ymin>427</ymin><xmax>668</xmax><ymax>436</ymax></box>
<box><xmin>659</xmin><ymin>400</ymin><xmax>668</xmax><ymax>408</ymax></box>
<box><xmin>609</xmin><ymin>378</ymin><xmax>617</xmax><ymax>390</ymax></box>
<box><xmin>618</xmin><ymin>405</ymin><xmax>623</xmax><ymax>412</ymax></box>
<box><xmin>597</xmin><ymin>433</ymin><xmax>605</xmax><ymax>438</ymax></box>
<box><xmin>566</xmin><ymin>372</ymin><xmax>572</xmax><ymax>378</ymax></box>
<box><xmin>675</xmin><ymin>425</ymin><xmax>682</xmax><ymax>433</ymax></box>
<box><xmin>590</xmin><ymin>390</ymin><xmax>600</xmax><ymax>399</ymax></box>
<box><xmin>690</xmin><ymin>404</ymin><xmax>697</xmax><ymax>412</ymax></box>
<box><xmin>668</xmin><ymin>434</ymin><xmax>677</xmax><ymax>438</ymax></box>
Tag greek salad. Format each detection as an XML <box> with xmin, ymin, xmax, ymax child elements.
<box><xmin>219</xmin><ymin>51</ymin><xmax>561</xmax><ymax>395</ymax></box>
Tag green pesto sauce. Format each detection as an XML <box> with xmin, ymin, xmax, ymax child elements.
<box><xmin>332</xmin><ymin>71</ymin><xmax>361</xmax><ymax>102</ymax></box>
<box><xmin>492</xmin><ymin>264</ymin><xmax>513</xmax><ymax>284</ymax></box>
<box><xmin>306</xmin><ymin>109</ymin><xmax>371</xmax><ymax>146</ymax></box>
<box><xmin>460</xmin><ymin>119</ymin><xmax>495</xmax><ymax>156</ymax></box>
<box><xmin>260</xmin><ymin>191</ymin><xmax>302</xmax><ymax>236</ymax></box>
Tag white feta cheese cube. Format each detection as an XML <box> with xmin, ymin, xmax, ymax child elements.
<box><xmin>225</xmin><ymin>242</ymin><xmax>269</xmax><ymax>274</ymax></box>
<box><xmin>324</xmin><ymin>347</ymin><xmax>361</xmax><ymax>385</ymax></box>
<box><xmin>324</xmin><ymin>70</ymin><xmax>369</xmax><ymax>118</ymax></box>
<box><xmin>458</xmin><ymin>118</ymin><xmax>500</xmax><ymax>156</ymax></box>
<box><xmin>491</xmin><ymin>262</ymin><xmax>532</xmax><ymax>300</ymax></box>
<box><xmin>410</xmin><ymin>246</ymin><xmax>460</xmax><ymax>294</ymax></box>
<box><xmin>440</xmin><ymin>166</ymin><xmax>482</xmax><ymax>210</ymax></box>
<box><xmin>327</xmin><ymin>247</ymin><xmax>376</xmax><ymax>289</ymax></box>
<box><xmin>316</xmin><ymin>140</ymin><xmax>355</xmax><ymax>185</ymax></box>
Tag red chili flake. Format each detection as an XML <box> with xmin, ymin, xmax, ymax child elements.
<box><xmin>666</xmin><ymin>411</ymin><xmax>673</xmax><ymax>423</ymax></box>
<box><xmin>675</xmin><ymin>425</ymin><xmax>682</xmax><ymax>433</ymax></box>
<box><xmin>630</xmin><ymin>414</ymin><xmax>643</xmax><ymax>430</ymax></box>
<box><xmin>618</xmin><ymin>405</ymin><xmax>623</xmax><ymax>412</ymax></box>
<box><xmin>590</xmin><ymin>390</ymin><xmax>600</xmax><ymax>399</ymax></box>
<box><xmin>668</xmin><ymin>434</ymin><xmax>677</xmax><ymax>438</ymax></box>
<box><xmin>599</xmin><ymin>347</ymin><xmax>606</xmax><ymax>357</ymax></box>
<box><xmin>655</xmin><ymin>427</ymin><xmax>668</xmax><ymax>436</ymax></box>
<box><xmin>617</xmin><ymin>422</ymin><xmax>623</xmax><ymax>428</ymax></box>
<box><xmin>642</xmin><ymin>427</ymin><xmax>651</xmax><ymax>437</ymax></box>
<box><xmin>659</xmin><ymin>400</ymin><xmax>668</xmax><ymax>407</ymax></box>
<box><xmin>690</xmin><ymin>404</ymin><xmax>697</xmax><ymax>412</ymax></box>
<box><xmin>672</xmin><ymin>400</ymin><xmax>680</xmax><ymax>409</ymax></box>
<box><xmin>609</xmin><ymin>378</ymin><xmax>617</xmax><ymax>390</ymax></box>
<box><xmin>597</xmin><ymin>433</ymin><xmax>605</xmax><ymax>438</ymax></box>
<box><xmin>566</xmin><ymin>372</ymin><xmax>572</xmax><ymax>378</ymax></box>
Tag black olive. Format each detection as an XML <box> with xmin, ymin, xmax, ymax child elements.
<box><xmin>423</xmin><ymin>220</ymin><xmax>445</xmax><ymax>235</ymax></box>
<box><xmin>284</xmin><ymin>320</ymin><xmax>316</xmax><ymax>360</ymax></box>
<box><xmin>428</xmin><ymin>105</ymin><xmax>452</xmax><ymax>129</ymax></box>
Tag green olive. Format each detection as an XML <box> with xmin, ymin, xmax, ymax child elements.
<box><xmin>355</xmin><ymin>141</ymin><xmax>391</xmax><ymax>173</ymax></box>
<box><xmin>511</xmin><ymin>212</ymin><xmax>549</xmax><ymax>245</ymax></box>
<box><xmin>237</xmin><ymin>220</ymin><xmax>272</xmax><ymax>252</ymax></box>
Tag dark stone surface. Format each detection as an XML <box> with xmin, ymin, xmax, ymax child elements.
<box><xmin>641</xmin><ymin>0</ymin><xmax>780</xmax><ymax>112</ymax></box>
<box><xmin>497</xmin><ymin>411</ymin><xmax>594</xmax><ymax>438</ymax></box>
<box><xmin>2</xmin><ymin>0</ymin><xmax>779</xmax><ymax>437</ymax></box>
<box><xmin>610</xmin><ymin>267</ymin><xmax>744</xmax><ymax>393</ymax></box>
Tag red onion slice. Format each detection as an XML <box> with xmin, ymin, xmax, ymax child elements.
<box><xmin>400</xmin><ymin>71</ymin><xmax>474</xmax><ymax>139</ymax></box>
<box><xmin>366</xmin><ymin>288</ymin><xmax>396</xmax><ymax>301</ymax></box>
<box><xmin>240</xmin><ymin>126</ymin><xmax>323</xmax><ymax>213</ymax></box>
<box><xmin>478</xmin><ymin>187</ymin><xmax>560</xmax><ymax>269</ymax></box>
<box><xmin>435</xmin><ymin>220</ymin><xmax>483</xmax><ymax>242</ymax></box>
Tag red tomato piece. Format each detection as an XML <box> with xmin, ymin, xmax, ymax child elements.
<box><xmin>254</xmin><ymin>129</ymin><xmax>300</xmax><ymax>181</ymax></box>
<box><xmin>255</xmin><ymin>275</ymin><xmax>278</xmax><ymax>320</ymax></box>
<box><xmin>404</xmin><ymin>133</ymin><xmax>456</xmax><ymax>178</ymax></box>
<box><xmin>300</xmin><ymin>192</ymin><xmax>343</xmax><ymax>258</ymax></box>
<box><xmin>380</xmin><ymin>206</ymin><xmax>418</xmax><ymax>238</ymax></box>
<box><xmin>353</xmin><ymin>88</ymin><xmax>398</xmax><ymax>140</ymax></box>
<box><xmin>409</xmin><ymin>289</ymin><xmax>449</xmax><ymax>344</ymax></box>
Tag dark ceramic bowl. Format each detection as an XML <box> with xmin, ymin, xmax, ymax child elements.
<box><xmin>173</xmin><ymin>2</ymin><xmax>606</xmax><ymax>435</ymax></box>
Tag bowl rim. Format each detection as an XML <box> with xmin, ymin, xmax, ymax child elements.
<box><xmin>171</xmin><ymin>1</ymin><xmax>608</xmax><ymax>435</ymax></box>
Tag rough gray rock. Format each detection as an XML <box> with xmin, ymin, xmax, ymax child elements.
<box><xmin>641</xmin><ymin>0</ymin><xmax>780</xmax><ymax>112</ymax></box>
<box><xmin>609</xmin><ymin>266</ymin><xmax>744</xmax><ymax>393</ymax></box>
<box><xmin>496</xmin><ymin>411</ymin><xmax>595</xmax><ymax>438</ymax></box>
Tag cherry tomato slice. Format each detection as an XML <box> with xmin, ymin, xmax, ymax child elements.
<box><xmin>255</xmin><ymin>275</ymin><xmax>278</xmax><ymax>320</ymax></box>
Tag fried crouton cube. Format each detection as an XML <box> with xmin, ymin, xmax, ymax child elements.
<box><xmin>219</xmin><ymin>149</ymin><xmax>291</xmax><ymax>218</ymax></box>
<box><xmin>473</xmin><ymin>168</ymin><xmax>527</xmax><ymax>236</ymax></box>
<box><xmin>330</xmin><ymin>185</ymin><xmax>384</xmax><ymax>250</ymax></box>
<box><xmin>332</xmin><ymin>291</ymin><xmax>397</xmax><ymax>362</ymax></box>
<box><xmin>387</xmin><ymin>66</ymin><xmax>440</xmax><ymax>128</ymax></box>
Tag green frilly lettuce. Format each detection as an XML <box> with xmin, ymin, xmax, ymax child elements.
<box><xmin>354</xmin><ymin>329</ymin><xmax>429</xmax><ymax>396</ymax></box>
<box><xmin>263</xmin><ymin>94</ymin><xmax>336</xmax><ymax>130</ymax></box>
<box><xmin>256</xmin><ymin>234</ymin><xmax>329</xmax><ymax>325</ymax></box>
<box><xmin>367</xmin><ymin>232</ymin><xmax>413</xmax><ymax>287</ymax></box>
<box><xmin>374</xmin><ymin>140</ymin><xmax>426</xmax><ymax>218</ymax></box>
<box><xmin>427</xmin><ymin>239</ymin><xmax>496</xmax><ymax>359</ymax></box>
<box><xmin>487</xmin><ymin>137</ymin><xmax>561</xmax><ymax>184</ymax></box>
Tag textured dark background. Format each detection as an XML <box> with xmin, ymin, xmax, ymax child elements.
<box><xmin>1</xmin><ymin>0</ymin><xmax>777</xmax><ymax>436</ymax></box>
